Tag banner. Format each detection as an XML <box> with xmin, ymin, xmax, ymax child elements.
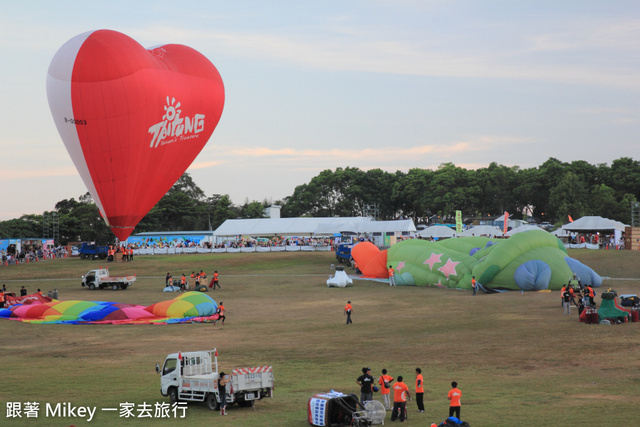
<box><xmin>503</xmin><ymin>212</ymin><xmax>509</xmax><ymax>234</ymax></box>
<box><xmin>455</xmin><ymin>210</ymin><xmax>462</xmax><ymax>234</ymax></box>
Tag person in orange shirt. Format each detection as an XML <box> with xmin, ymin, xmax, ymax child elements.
<box><xmin>210</xmin><ymin>271</ymin><xmax>220</xmax><ymax>290</ymax></box>
<box><xmin>415</xmin><ymin>367</ymin><xmax>424</xmax><ymax>413</ymax></box>
<box><xmin>585</xmin><ymin>284</ymin><xmax>595</xmax><ymax>307</ymax></box>
<box><xmin>471</xmin><ymin>276</ymin><xmax>477</xmax><ymax>296</ymax></box>
<box><xmin>378</xmin><ymin>368</ymin><xmax>394</xmax><ymax>411</ymax></box>
<box><xmin>447</xmin><ymin>381</ymin><xmax>462</xmax><ymax>419</ymax></box>
<box><xmin>344</xmin><ymin>301</ymin><xmax>352</xmax><ymax>324</ymax></box>
<box><xmin>388</xmin><ymin>265</ymin><xmax>396</xmax><ymax>286</ymax></box>
<box><xmin>390</xmin><ymin>376</ymin><xmax>411</xmax><ymax>422</ymax></box>
<box><xmin>214</xmin><ymin>302</ymin><xmax>225</xmax><ymax>326</ymax></box>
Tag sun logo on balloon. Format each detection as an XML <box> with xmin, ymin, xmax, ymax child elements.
<box><xmin>163</xmin><ymin>97</ymin><xmax>182</xmax><ymax>123</ymax></box>
<box><xmin>149</xmin><ymin>96</ymin><xmax>205</xmax><ymax>148</ymax></box>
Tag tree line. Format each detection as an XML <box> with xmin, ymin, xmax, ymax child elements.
<box><xmin>1</xmin><ymin>157</ymin><xmax>638</xmax><ymax>245</ymax></box>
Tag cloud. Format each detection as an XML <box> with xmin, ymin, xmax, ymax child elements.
<box><xmin>134</xmin><ymin>15</ymin><xmax>640</xmax><ymax>91</ymax></box>
<box><xmin>0</xmin><ymin>166</ymin><xmax>77</xmax><ymax>180</ymax></box>
<box><xmin>192</xmin><ymin>135</ymin><xmax>528</xmax><ymax>170</ymax></box>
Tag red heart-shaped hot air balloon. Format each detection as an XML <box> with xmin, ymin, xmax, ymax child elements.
<box><xmin>46</xmin><ymin>30</ymin><xmax>225</xmax><ymax>240</ymax></box>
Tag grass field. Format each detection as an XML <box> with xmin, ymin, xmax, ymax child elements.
<box><xmin>0</xmin><ymin>249</ymin><xmax>639</xmax><ymax>426</ymax></box>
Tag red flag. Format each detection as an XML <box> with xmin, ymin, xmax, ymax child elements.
<box><xmin>568</xmin><ymin>215</ymin><xmax>574</xmax><ymax>223</ymax></box>
<box><xmin>214</xmin><ymin>349</ymin><xmax>218</xmax><ymax>357</ymax></box>
<box><xmin>503</xmin><ymin>212</ymin><xmax>509</xmax><ymax>233</ymax></box>
<box><xmin>178</xmin><ymin>352</ymin><xmax>182</xmax><ymax>360</ymax></box>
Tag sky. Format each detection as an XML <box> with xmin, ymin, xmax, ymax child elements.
<box><xmin>1</xmin><ymin>0</ymin><xmax>639</xmax><ymax>221</ymax></box>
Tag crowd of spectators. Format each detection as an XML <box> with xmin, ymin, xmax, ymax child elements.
<box><xmin>1</xmin><ymin>245</ymin><xmax>68</xmax><ymax>265</ymax></box>
<box><xmin>567</xmin><ymin>233</ymin><xmax>624</xmax><ymax>250</ymax></box>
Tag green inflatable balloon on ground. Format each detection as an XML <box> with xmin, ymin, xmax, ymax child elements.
<box><xmin>373</xmin><ymin>230</ymin><xmax>602</xmax><ymax>291</ymax></box>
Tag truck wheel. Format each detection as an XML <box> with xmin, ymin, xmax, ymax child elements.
<box><xmin>112</xmin><ymin>284</ymin><xmax>119</xmax><ymax>291</ymax></box>
<box><xmin>120</xmin><ymin>283</ymin><xmax>128</xmax><ymax>290</ymax></box>
<box><xmin>88</xmin><ymin>282</ymin><xmax>96</xmax><ymax>290</ymax></box>
<box><xmin>206</xmin><ymin>394</ymin><xmax>219</xmax><ymax>411</ymax></box>
<box><xmin>169</xmin><ymin>388</ymin><xmax>179</xmax><ymax>404</ymax></box>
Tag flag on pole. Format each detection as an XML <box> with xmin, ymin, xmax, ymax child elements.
<box><xmin>503</xmin><ymin>212</ymin><xmax>509</xmax><ymax>234</ymax></box>
<box><xmin>455</xmin><ymin>210</ymin><xmax>462</xmax><ymax>234</ymax></box>
<box><xmin>568</xmin><ymin>215</ymin><xmax>574</xmax><ymax>222</ymax></box>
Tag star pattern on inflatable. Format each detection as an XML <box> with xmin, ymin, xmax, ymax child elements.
<box><xmin>438</xmin><ymin>258</ymin><xmax>460</xmax><ymax>279</ymax></box>
<box><xmin>397</xmin><ymin>261</ymin><xmax>406</xmax><ymax>270</ymax></box>
<box><xmin>423</xmin><ymin>253</ymin><xmax>443</xmax><ymax>270</ymax></box>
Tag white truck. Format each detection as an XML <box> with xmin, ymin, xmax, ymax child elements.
<box><xmin>81</xmin><ymin>268</ymin><xmax>136</xmax><ymax>290</ymax></box>
<box><xmin>156</xmin><ymin>349</ymin><xmax>274</xmax><ymax>411</ymax></box>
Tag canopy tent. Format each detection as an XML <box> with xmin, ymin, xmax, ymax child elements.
<box><xmin>213</xmin><ymin>217</ymin><xmax>416</xmax><ymax>238</ymax></box>
<box><xmin>418</xmin><ymin>225</ymin><xmax>456</xmax><ymax>238</ymax></box>
<box><xmin>561</xmin><ymin>216</ymin><xmax>628</xmax><ymax>232</ymax></box>
<box><xmin>506</xmin><ymin>224</ymin><xmax>548</xmax><ymax>236</ymax></box>
<box><xmin>552</xmin><ymin>228</ymin><xmax>572</xmax><ymax>237</ymax></box>
<box><xmin>560</xmin><ymin>216</ymin><xmax>628</xmax><ymax>248</ymax></box>
<box><xmin>459</xmin><ymin>225</ymin><xmax>503</xmax><ymax>237</ymax></box>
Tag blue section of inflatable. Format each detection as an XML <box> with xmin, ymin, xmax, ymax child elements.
<box><xmin>514</xmin><ymin>260</ymin><xmax>552</xmax><ymax>291</ymax></box>
<box><xmin>564</xmin><ymin>257</ymin><xmax>603</xmax><ymax>287</ymax></box>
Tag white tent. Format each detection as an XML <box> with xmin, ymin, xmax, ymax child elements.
<box><xmin>552</xmin><ymin>228</ymin><xmax>572</xmax><ymax>237</ymax></box>
<box><xmin>213</xmin><ymin>217</ymin><xmax>416</xmax><ymax>238</ymax></box>
<box><xmin>506</xmin><ymin>224</ymin><xmax>548</xmax><ymax>236</ymax></box>
<box><xmin>418</xmin><ymin>225</ymin><xmax>456</xmax><ymax>238</ymax></box>
<box><xmin>460</xmin><ymin>225</ymin><xmax>503</xmax><ymax>237</ymax></box>
<box><xmin>561</xmin><ymin>216</ymin><xmax>629</xmax><ymax>247</ymax></box>
<box><xmin>561</xmin><ymin>216</ymin><xmax>628</xmax><ymax>232</ymax></box>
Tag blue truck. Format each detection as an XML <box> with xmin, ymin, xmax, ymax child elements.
<box><xmin>79</xmin><ymin>243</ymin><xmax>109</xmax><ymax>260</ymax></box>
<box><xmin>334</xmin><ymin>243</ymin><xmax>353</xmax><ymax>266</ymax></box>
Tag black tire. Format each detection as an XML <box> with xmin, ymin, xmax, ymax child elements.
<box><xmin>206</xmin><ymin>394</ymin><xmax>219</xmax><ymax>411</ymax></box>
<box><xmin>88</xmin><ymin>282</ymin><xmax>96</xmax><ymax>290</ymax></box>
<box><xmin>112</xmin><ymin>283</ymin><xmax>118</xmax><ymax>291</ymax></box>
<box><xmin>120</xmin><ymin>283</ymin><xmax>128</xmax><ymax>290</ymax></box>
<box><xmin>169</xmin><ymin>388</ymin><xmax>179</xmax><ymax>404</ymax></box>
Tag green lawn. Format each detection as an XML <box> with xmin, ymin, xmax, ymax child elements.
<box><xmin>0</xmin><ymin>249</ymin><xmax>639</xmax><ymax>426</ymax></box>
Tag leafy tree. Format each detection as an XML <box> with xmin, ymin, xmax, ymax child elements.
<box><xmin>589</xmin><ymin>184</ymin><xmax>618</xmax><ymax>219</ymax></box>
<box><xmin>0</xmin><ymin>215</ymin><xmax>42</xmax><ymax>239</ymax></box>
<box><xmin>392</xmin><ymin>168</ymin><xmax>432</xmax><ymax>222</ymax></box>
<box><xmin>239</xmin><ymin>200</ymin><xmax>266</xmax><ymax>219</ymax></box>
<box><xmin>607</xmin><ymin>157</ymin><xmax>640</xmax><ymax>200</ymax></box>
<box><xmin>475</xmin><ymin>162</ymin><xmax>519</xmax><ymax>216</ymax></box>
<box><xmin>136</xmin><ymin>173</ymin><xmax>208</xmax><ymax>232</ymax></box>
<box><xmin>430</xmin><ymin>163</ymin><xmax>479</xmax><ymax>221</ymax></box>
<box><xmin>548</xmin><ymin>172</ymin><xmax>588</xmax><ymax>222</ymax></box>
<box><xmin>212</xmin><ymin>195</ymin><xmax>238</xmax><ymax>229</ymax></box>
